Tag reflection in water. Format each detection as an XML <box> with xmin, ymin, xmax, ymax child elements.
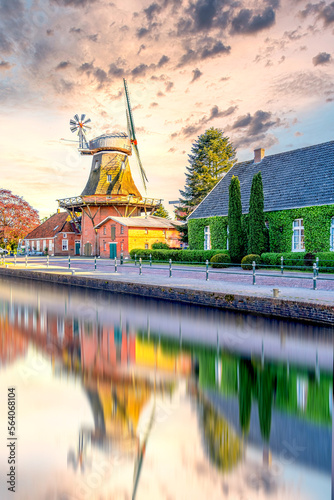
<box><xmin>0</xmin><ymin>278</ymin><xmax>332</xmax><ymax>500</ymax></box>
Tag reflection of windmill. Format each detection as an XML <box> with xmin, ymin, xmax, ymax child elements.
<box><xmin>69</xmin><ymin>114</ymin><xmax>91</xmax><ymax>150</ymax></box>
<box><xmin>58</xmin><ymin>80</ymin><xmax>161</xmax><ymax>249</ymax></box>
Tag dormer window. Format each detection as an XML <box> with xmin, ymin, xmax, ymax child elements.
<box><xmin>107</xmin><ymin>174</ymin><xmax>112</xmax><ymax>182</ymax></box>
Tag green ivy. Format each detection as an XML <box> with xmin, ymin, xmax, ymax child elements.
<box><xmin>189</xmin><ymin>205</ymin><xmax>334</xmax><ymax>254</ymax></box>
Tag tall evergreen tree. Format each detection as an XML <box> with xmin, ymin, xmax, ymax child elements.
<box><xmin>248</xmin><ymin>172</ymin><xmax>266</xmax><ymax>255</ymax></box>
<box><xmin>228</xmin><ymin>176</ymin><xmax>243</xmax><ymax>262</ymax></box>
<box><xmin>179</xmin><ymin>128</ymin><xmax>236</xmax><ymax>210</ymax></box>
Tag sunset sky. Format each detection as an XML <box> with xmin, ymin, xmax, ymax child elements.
<box><xmin>1</xmin><ymin>0</ymin><xmax>334</xmax><ymax>218</ymax></box>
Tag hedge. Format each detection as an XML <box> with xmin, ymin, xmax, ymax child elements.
<box><xmin>261</xmin><ymin>252</ymin><xmax>334</xmax><ymax>271</ymax></box>
<box><xmin>210</xmin><ymin>253</ymin><xmax>231</xmax><ymax>268</ymax></box>
<box><xmin>241</xmin><ymin>254</ymin><xmax>261</xmax><ymax>270</ymax></box>
<box><xmin>129</xmin><ymin>248</ymin><xmax>229</xmax><ymax>263</ymax></box>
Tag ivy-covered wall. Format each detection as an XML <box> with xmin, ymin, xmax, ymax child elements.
<box><xmin>189</xmin><ymin>205</ymin><xmax>334</xmax><ymax>253</ymax></box>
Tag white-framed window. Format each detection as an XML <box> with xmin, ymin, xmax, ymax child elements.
<box><xmin>62</xmin><ymin>239</ymin><xmax>68</xmax><ymax>251</ymax></box>
<box><xmin>49</xmin><ymin>240</ymin><xmax>53</xmax><ymax>251</ymax></box>
<box><xmin>292</xmin><ymin>219</ymin><xmax>305</xmax><ymax>251</ymax></box>
<box><xmin>43</xmin><ymin>240</ymin><xmax>46</xmax><ymax>250</ymax></box>
<box><xmin>226</xmin><ymin>225</ymin><xmax>229</xmax><ymax>251</ymax></box>
<box><xmin>145</xmin><ymin>244</ymin><xmax>148</xmax><ymax>249</ymax></box>
<box><xmin>204</xmin><ymin>226</ymin><xmax>211</xmax><ymax>250</ymax></box>
<box><xmin>103</xmin><ymin>226</ymin><xmax>106</xmax><ymax>235</ymax></box>
<box><xmin>63</xmin><ymin>233</ymin><xmax>67</xmax><ymax>238</ymax></box>
<box><xmin>145</xmin><ymin>228</ymin><xmax>148</xmax><ymax>234</ymax></box>
<box><xmin>120</xmin><ymin>225</ymin><xmax>124</xmax><ymax>234</ymax></box>
<box><xmin>330</xmin><ymin>218</ymin><xmax>334</xmax><ymax>251</ymax></box>
<box><xmin>36</xmin><ymin>240</ymin><xmax>40</xmax><ymax>251</ymax></box>
<box><xmin>107</xmin><ymin>174</ymin><xmax>112</xmax><ymax>182</ymax></box>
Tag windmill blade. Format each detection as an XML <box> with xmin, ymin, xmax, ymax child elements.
<box><xmin>123</xmin><ymin>79</ymin><xmax>136</xmax><ymax>142</ymax></box>
<box><xmin>70</xmin><ymin>119</ymin><xmax>77</xmax><ymax>126</ymax></box>
<box><xmin>80</xmin><ymin>114</ymin><xmax>86</xmax><ymax>122</ymax></box>
<box><xmin>74</xmin><ymin>114</ymin><xmax>80</xmax><ymax>122</ymax></box>
<box><xmin>125</xmin><ymin>108</ymin><xmax>131</xmax><ymax>140</ymax></box>
<box><xmin>83</xmin><ymin>118</ymin><xmax>91</xmax><ymax>125</ymax></box>
<box><xmin>133</xmin><ymin>143</ymin><xmax>148</xmax><ymax>191</ymax></box>
<box><xmin>70</xmin><ymin>126</ymin><xmax>78</xmax><ymax>133</ymax></box>
<box><xmin>83</xmin><ymin>124</ymin><xmax>91</xmax><ymax>130</ymax></box>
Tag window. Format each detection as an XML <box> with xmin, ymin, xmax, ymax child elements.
<box><xmin>121</xmin><ymin>242</ymin><xmax>124</xmax><ymax>251</ymax></box>
<box><xmin>94</xmin><ymin>159</ymin><xmax>99</xmax><ymax>170</ymax></box>
<box><xmin>62</xmin><ymin>239</ymin><xmax>68</xmax><ymax>251</ymax></box>
<box><xmin>145</xmin><ymin>244</ymin><xmax>148</xmax><ymax>249</ymax></box>
<box><xmin>226</xmin><ymin>226</ymin><xmax>229</xmax><ymax>251</ymax></box>
<box><xmin>36</xmin><ymin>240</ymin><xmax>40</xmax><ymax>251</ymax></box>
<box><xmin>63</xmin><ymin>233</ymin><xmax>67</xmax><ymax>238</ymax></box>
<box><xmin>120</xmin><ymin>225</ymin><xmax>124</xmax><ymax>234</ymax></box>
<box><xmin>49</xmin><ymin>240</ymin><xmax>53</xmax><ymax>251</ymax></box>
<box><xmin>145</xmin><ymin>228</ymin><xmax>148</xmax><ymax>234</ymax></box>
<box><xmin>204</xmin><ymin>226</ymin><xmax>211</xmax><ymax>250</ymax></box>
<box><xmin>330</xmin><ymin>218</ymin><xmax>334</xmax><ymax>251</ymax></box>
<box><xmin>292</xmin><ymin>219</ymin><xmax>305</xmax><ymax>251</ymax></box>
<box><xmin>43</xmin><ymin>240</ymin><xmax>46</xmax><ymax>250</ymax></box>
<box><xmin>107</xmin><ymin>174</ymin><xmax>112</xmax><ymax>182</ymax></box>
<box><xmin>103</xmin><ymin>226</ymin><xmax>106</xmax><ymax>235</ymax></box>
<box><xmin>103</xmin><ymin>241</ymin><xmax>106</xmax><ymax>251</ymax></box>
<box><xmin>111</xmin><ymin>225</ymin><xmax>116</xmax><ymax>241</ymax></box>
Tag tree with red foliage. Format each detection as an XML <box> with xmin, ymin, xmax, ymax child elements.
<box><xmin>0</xmin><ymin>189</ymin><xmax>40</xmax><ymax>249</ymax></box>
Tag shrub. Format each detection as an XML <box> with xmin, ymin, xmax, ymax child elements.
<box><xmin>248</xmin><ymin>172</ymin><xmax>267</xmax><ymax>255</ymax></box>
<box><xmin>129</xmin><ymin>248</ymin><xmax>229</xmax><ymax>263</ymax></box>
<box><xmin>210</xmin><ymin>253</ymin><xmax>231</xmax><ymax>268</ymax></box>
<box><xmin>151</xmin><ymin>242</ymin><xmax>170</xmax><ymax>250</ymax></box>
<box><xmin>228</xmin><ymin>176</ymin><xmax>243</xmax><ymax>262</ymax></box>
<box><xmin>241</xmin><ymin>254</ymin><xmax>261</xmax><ymax>270</ymax></box>
<box><xmin>261</xmin><ymin>252</ymin><xmax>306</xmax><ymax>268</ymax></box>
<box><xmin>304</xmin><ymin>252</ymin><xmax>316</xmax><ymax>267</ymax></box>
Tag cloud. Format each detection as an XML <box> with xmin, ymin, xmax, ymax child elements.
<box><xmin>273</xmin><ymin>70</ymin><xmax>334</xmax><ymax>98</ymax></box>
<box><xmin>231</xmin><ymin>7</ymin><xmax>276</xmax><ymax>34</ymax></box>
<box><xmin>0</xmin><ymin>60</ymin><xmax>12</xmax><ymax>71</ymax></box>
<box><xmin>150</xmin><ymin>101</ymin><xmax>159</xmax><ymax>107</ymax></box>
<box><xmin>312</xmin><ymin>51</ymin><xmax>332</xmax><ymax>66</ymax></box>
<box><xmin>209</xmin><ymin>105</ymin><xmax>237</xmax><ymax>119</ymax></box>
<box><xmin>108</xmin><ymin>63</ymin><xmax>125</xmax><ymax>76</ymax></box>
<box><xmin>51</xmin><ymin>0</ymin><xmax>98</xmax><ymax>7</ymax></box>
<box><xmin>300</xmin><ymin>1</ymin><xmax>334</xmax><ymax>26</ymax></box>
<box><xmin>157</xmin><ymin>54</ymin><xmax>169</xmax><ymax>67</ymax></box>
<box><xmin>173</xmin><ymin>104</ymin><xmax>238</xmax><ymax>138</ymax></box>
<box><xmin>137</xmin><ymin>27</ymin><xmax>150</xmax><ymax>38</ymax></box>
<box><xmin>231</xmin><ymin>110</ymin><xmax>279</xmax><ymax>136</ymax></box>
<box><xmin>144</xmin><ymin>2</ymin><xmax>162</xmax><ymax>21</ymax></box>
<box><xmin>192</xmin><ymin>0</ymin><xmax>218</xmax><ymax>30</ymax></box>
<box><xmin>165</xmin><ymin>81</ymin><xmax>174</xmax><ymax>92</ymax></box>
<box><xmin>56</xmin><ymin>61</ymin><xmax>71</xmax><ymax>70</ymax></box>
<box><xmin>0</xmin><ymin>32</ymin><xmax>13</xmax><ymax>55</ymax></box>
<box><xmin>78</xmin><ymin>62</ymin><xmax>94</xmax><ymax>75</ymax></box>
<box><xmin>191</xmin><ymin>68</ymin><xmax>202</xmax><ymax>82</ymax></box>
<box><xmin>178</xmin><ymin>40</ymin><xmax>230</xmax><ymax>66</ymax></box>
<box><xmin>94</xmin><ymin>68</ymin><xmax>108</xmax><ymax>86</ymax></box>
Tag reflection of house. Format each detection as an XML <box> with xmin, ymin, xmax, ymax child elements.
<box><xmin>24</xmin><ymin>211</ymin><xmax>80</xmax><ymax>256</ymax></box>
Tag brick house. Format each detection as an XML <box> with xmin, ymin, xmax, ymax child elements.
<box><xmin>94</xmin><ymin>215</ymin><xmax>183</xmax><ymax>258</ymax></box>
<box><xmin>24</xmin><ymin>211</ymin><xmax>80</xmax><ymax>256</ymax></box>
<box><xmin>188</xmin><ymin>141</ymin><xmax>334</xmax><ymax>253</ymax></box>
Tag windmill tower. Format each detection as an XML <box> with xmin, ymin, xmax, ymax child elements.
<box><xmin>57</xmin><ymin>80</ymin><xmax>162</xmax><ymax>256</ymax></box>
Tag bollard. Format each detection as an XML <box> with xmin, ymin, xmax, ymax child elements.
<box><xmin>139</xmin><ymin>257</ymin><xmax>142</xmax><ymax>275</ymax></box>
<box><xmin>14</xmin><ymin>254</ymin><xmax>16</xmax><ymax>267</ymax></box>
<box><xmin>94</xmin><ymin>256</ymin><xmax>97</xmax><ymax>271</ymax></box>
<box><xmin>25</xmin><ymin>255</ymin><xmax>28</xmax><ymax>268</ymax></box>
<box><xmin>135</xmin><ymin>253</ymin><xmax>137</xmax><ymax>266</ymax></box>
<box><xmin>273</xmin><ymin>288</ymin><xmax>280</xmax><ymax>298</ymax></box>
<box><xmin>206</xmin><ymin>259</ymin><xmax>209</xmax><ymax>281</ymax></box>
<box><xmin>47</xmin><ymin>255</ymin><xmax>49</xmax><ymax>268</ymax></box>
<box><xmin>114</xmin><ymin>257</ymin><xmax>117</xmax><ymax>273</ymax></box>
<box><xmin>280</xmin><ymin>255</ymin><xmax>284</xmax><ymax>275</ymax></box>
<box><xmin>120</xmin><ymin>252</ymin><xmax>123</xmax><ymax>265</ymax></box>
<box><xmin>252</xmin><ymin>261</ymin><xmax>256</xmax><ymax>285</ymax></box>
<box><xmin>313</xmin><ymin>263</ymin><xmax>317</xmax><ymax>290</ymax></box>
<box><xmin>68</xmin><ymin>255</ymin><xmax>71</xmax><ymax>269</ymax></box>
<box><xmin>169</xmin><ymin>259</ymin><xmax>172</xmax><ymax>278</ymax></box>
<box><xmin>150</xmin><ymin>254</ymin><xmax>152</xmax><ymax>267</ymax></box>
<box><xmin>316</xmin><ymin>256</ymin><xmax>319</xmax><ymax>277</ymax></box>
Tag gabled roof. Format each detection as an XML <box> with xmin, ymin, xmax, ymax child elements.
<box><xmin>25</xmin><ymin>212</ymin><xmax>77</xmax><ymax>239</ymax></box>
<box><xmin>94</xmin><ymin>215</ymin><xmax>183</xmax><ymax>229</ymax></box>
<box><xmin>188</xmin><ymin>140</ymin><xmax>334</xmax><ymax>220</ymax></box>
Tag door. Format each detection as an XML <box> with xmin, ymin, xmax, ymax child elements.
<box><xmin>75</xmin><ymin>242</ymin><xmax>81</xmax><ymax>255</ymax></box>
<box><xmin>109</xmin><ymin>242</ymin><xmax>117</xmax><ymax>259</ymax></box>
<box><xmin>84</xmin><ymin>243</ymin><xmax>92</xmax><ymax>256</ymax></box>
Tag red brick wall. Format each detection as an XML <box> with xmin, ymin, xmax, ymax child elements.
<box><xmin>54</xmin><ymin>233</ymin><xmax>77</xmax><ymax>256</ymax></box>
<box><xmin>98</xmin><ymin>222</ymin><xmax>129</xmax><ymax>258</ymax></box>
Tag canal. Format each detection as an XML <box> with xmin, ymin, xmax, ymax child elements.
<box><xmin>0</xmin><ymin>277</ymin><xmax>332</xmax><ymax>500</ymax></box>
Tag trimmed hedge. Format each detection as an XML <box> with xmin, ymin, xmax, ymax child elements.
<box><xmin>260</xmin><ymin>252</ymin><xmax>334</xmax><ymax>271</ymax></box>
<box><xmin>241</xmin><ymin>254</ymin><xmax>261</xmax><ymax>270</ymax></box>
<box><xmin>151</xmin><ymin>242</ymin><xmax>170</xmax><ymax>249</ymax></box>
<box><xmin>129</xmin><ymin>248</ymin><xmax>229</xmax><ymax>263</ymax></box>
<box><xmin>210</xmin><ymin>253</ymin><xmax>231</xmax><ymax>268</ymax></box>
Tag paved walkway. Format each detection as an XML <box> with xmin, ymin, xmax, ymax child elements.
<box><xmin>2</xmin><ymin>256</ymin><xmax>334</xmax><ymax>306</ymax></box>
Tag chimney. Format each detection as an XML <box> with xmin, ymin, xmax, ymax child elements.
<box><xmin>57</xmin><ymin>208</ymin><xmax>60</xmax><ymax>213</ymax></box>
<box><xmin>254</xmin><ymin>148</ymin><xmax>265</xmax><ymax>163</ymax></box>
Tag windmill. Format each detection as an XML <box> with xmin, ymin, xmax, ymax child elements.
<box><xmin>69</xmin><ymin>114</ymin><xmax>91</xmax><ymax>150</ymax></box>
<box><xmin>69</xmin><ymin>80</ymin><xmax>148</xmax><ymax>195</ymax></box>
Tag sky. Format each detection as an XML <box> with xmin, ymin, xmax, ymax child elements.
<box><xmin>0</xmin><ymin>0</ymin><xmax>334</xmax><ymax>219</ymax></box>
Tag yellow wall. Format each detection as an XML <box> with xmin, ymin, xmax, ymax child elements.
<box><xmin>128</xmin><ymin>227</ymin><xmax>181</xmax><ymax>251</ymax></box>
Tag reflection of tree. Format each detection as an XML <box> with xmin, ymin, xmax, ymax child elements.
<box><xmin>257</xmin><ymin>367</ymin><xmax>274</xmax><ymax>443</ymax></box>
<box><xmin>238</xmin><ymin>359</ymin><xmax>253</xmax><ymax>435</ymax></box>
<box><xmin>202</xmin><ymin>400</ymin><xmax>242</xmax><ymax>472</ymax></box>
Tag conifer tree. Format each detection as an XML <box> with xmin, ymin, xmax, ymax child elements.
<box><xmin>152</xmin><ymin>203</ymin><xmax>170</xmax><ymax>219</ymax></box>
<box><xmin>179</xmin><ymin>128</ymin><xmax>236</xmax><ymax>210</ymax></box>
<box><xmin>248</xmin><ymin>172</ymin><xmax>266</xmax><ymax>255</ymax></box>
<box><xmin>228</xmin><ymin>176</ymin><xmax>243</xmax><ymax>262</ymax></box>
